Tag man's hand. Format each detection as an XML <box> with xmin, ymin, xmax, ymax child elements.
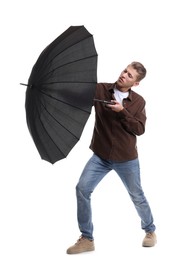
<box><xmin>106</xmin><ymin>100</ymin><xmax>124</xmax><ymax>112</ymax></box>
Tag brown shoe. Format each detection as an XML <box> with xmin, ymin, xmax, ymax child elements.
<box><xmin>142</xmin><ymin>232</ymin><xmax>157</xmax><ymax>247</ymax></box>
<box><xmin>66</xmin><ymin>236</ymin><xmax>95</xmax><ymax>254</ymax></box>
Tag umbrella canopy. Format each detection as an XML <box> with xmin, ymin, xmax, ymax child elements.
<box><xmin>23</xmin><ymin>26</ymin><xmax>98</xmax><ymax>164</ymax></box>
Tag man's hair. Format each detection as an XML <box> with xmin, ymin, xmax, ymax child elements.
<box><xmin>130</xmin><ymin>61</ymin><xmax>147</xmax><ymax>81</ymax></box>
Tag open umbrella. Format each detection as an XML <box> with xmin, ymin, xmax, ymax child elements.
<box><xmin>22</xmin><ymin>26</ymin><xmax>98</xmax><ymax>164</ymax></box>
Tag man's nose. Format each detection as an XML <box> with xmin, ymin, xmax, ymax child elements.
<box><xmin>121</xmin><ymin>72</ymin><xmax>126</xmax><ymax>78</ymax></box>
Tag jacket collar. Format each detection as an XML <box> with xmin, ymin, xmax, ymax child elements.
<box><xmin>109</xmin><ymin>83</ymin><xmax>132</xmax><ymax>101</ymax></box>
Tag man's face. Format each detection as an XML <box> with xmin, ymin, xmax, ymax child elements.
<box><xmin>116</xmin><ymin>65</ymin><xmax>139</xmax><ymax>90</ymax></box>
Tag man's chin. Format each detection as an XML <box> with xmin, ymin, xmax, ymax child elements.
<box><xmin>116</xmin><ymin>81</ymin><xmax>124</xmax><ymax>88</ymax></box>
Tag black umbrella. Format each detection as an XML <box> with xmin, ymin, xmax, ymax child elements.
<box><xmin>22</xmin><ymin>26</ymin><xmax>98</xmax><ymax>164</ymax></box>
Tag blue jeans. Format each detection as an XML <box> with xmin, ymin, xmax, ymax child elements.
<box><xmin>76</xmin><ymin>154</ymin><xmax>155</xmax><ymax>240</ymax></box>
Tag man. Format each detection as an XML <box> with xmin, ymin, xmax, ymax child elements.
<box><xmin>66</xmin><ymin>61</ymin><xmax>156</xmax><ymax>254</ymax></box>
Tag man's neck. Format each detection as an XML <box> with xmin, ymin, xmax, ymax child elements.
<box><xmin>116</xmin><ymin>84</ymin><xmax>130</xmax><ymax>93</ymax></box>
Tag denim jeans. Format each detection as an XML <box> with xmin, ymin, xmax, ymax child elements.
<box><xmin>76</xmin><ymin>154</ymin><xmax>155</xmax><ymax>240</ymax></box>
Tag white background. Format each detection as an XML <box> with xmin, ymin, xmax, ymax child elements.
<box><xmin>1</xmin><ymin>0</ymin><xmax>183</xmax><ymax>259</ymax></box>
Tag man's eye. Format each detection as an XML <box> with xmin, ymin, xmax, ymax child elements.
<box><xmin>128</xmin><ymin>73</ymin><xmax>132</xmax><ymax>78</ymax></box>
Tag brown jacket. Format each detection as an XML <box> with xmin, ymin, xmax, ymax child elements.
<box><xmin>89</xmin><ymin>83</ymin><xmax>146</xmax><ymax>161</ymax></box>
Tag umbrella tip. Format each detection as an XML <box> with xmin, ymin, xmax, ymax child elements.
<box><xmin>20</xmin><ymin>83</ymin><xmax>28</xmax><ymax>86</ymax></box>
<box><xmin>20</xmin><ymin>83</ymin><xmax>32</xmax><ymax>88</ymax></box>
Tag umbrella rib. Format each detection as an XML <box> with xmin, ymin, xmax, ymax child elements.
<box><xmin>34</xmin><ymin>96</ymin><xmax>77</xmax><ymax>160</ymax></box>
<box><xmin>39</xmin><ymin>98</ymin><xmax>80</xmax><ymax>142</ymax></box>
<box><xmin>37</xmin><ymin>54</ymin><xmax>97</xmax><ymax>83</ymax></box>
<box><xmin>41</xmin><ymin>81</ymin><xmax>97</xmax><ymax>84</ymax></box>
<box><xmin>31</xmin><ymin>100</ymin><xmax>57</xmax><ymax>162</ymax></box>
<box><xmin>38</xmin><ymin>89</ymin><xmax>93</xmax><ymax>114</ymax></box>
<box><xmin>46</xmin><ymin>33</ymin><xmax>95</xmax><ymax>68</ymax></box>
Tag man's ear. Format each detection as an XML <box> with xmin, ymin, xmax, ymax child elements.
<box><xmin>133</xmin><ymin>82</ymin><xmax>139</xmax><ymax>87</ymax></box>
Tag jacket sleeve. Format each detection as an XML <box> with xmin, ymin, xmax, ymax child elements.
<box><xmin>117</xmin><ymin>100</ymin><xmax>146</xmax><ymax>136</ymax></box>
